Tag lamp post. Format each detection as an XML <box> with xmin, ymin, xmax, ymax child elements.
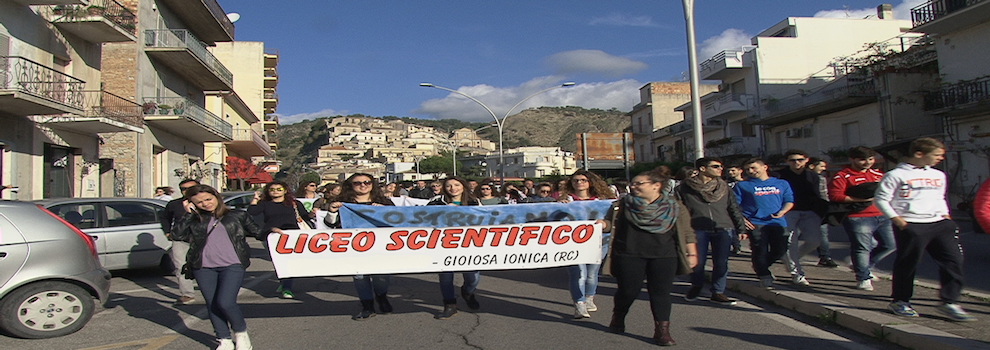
<box><xmin>682</xmin><ymin>0</ymin><xmax>706</xmax><ymax>160</ymax></box>
<box><xmin>420</xmin><ymin>82</ymin><xmax>575</xmax><ymax>186</ymax></box>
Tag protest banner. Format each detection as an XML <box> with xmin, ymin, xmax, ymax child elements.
<box><xmin>338</xmin><ymin>200</ymin><xmax>614</xmax><ymax>228</ymax></box>
<box><xmin>267</xmin><ymin>221</ymin><xmax>602</xmax><ymax>278</ymax></box>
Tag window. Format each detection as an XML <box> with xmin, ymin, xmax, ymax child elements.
<box><xmin>48</xmin><ymin>203</ymin><xmax>99</xmax><ymax>229</ymax></box>
<box><xmin>105</xmin><ymin>202</ymin><xmax>160</xmax><ymax>227</ymax></box>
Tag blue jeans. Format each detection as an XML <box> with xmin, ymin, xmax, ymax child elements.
<box><xmin>354</xmin><ymin>274</ymin><xmax>391</xmax><ymax>300</ymax></box>
<box><xmin>844</xmin><ymin>215</ymin><xmax>895</xmax><ymax>281</ymax></box>
<box><xmin>568</xmin><ymin>233</ymin><xmax>609</xmax><ymax>302</ymax></box>
<box><xmin>439</xmin><ymin>271</ymin><xmax>480</xmax><ymax>303</ymax></box>
<box><xmin>690</xmin><ymin>229</ymin><xmax>734</xmax><ymax>294</ymax></box>
<box><xmin>194</xmin><ymin>264</ymin><xmax>247</xmax><ymax>339</ymax></box>
<box><xmin>749</xmin><ymin>224</ymin><xmax>790</xmax><ymax>278</ymax></box>
<box><xmin>817</xmin><ymin>223</ymin><xmax>831</xmax><ymax>258</ymax></box>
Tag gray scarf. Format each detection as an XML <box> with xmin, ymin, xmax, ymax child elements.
<box><xmin>623</xmin><ymin>194</ymin><xmax>679</xmax><ymax>234</ymax></box>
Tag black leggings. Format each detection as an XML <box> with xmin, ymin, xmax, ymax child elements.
<box><xmin>611</xmin><ymin>255</ymin><xmax>678</xmax><ymax>322</ymax></box>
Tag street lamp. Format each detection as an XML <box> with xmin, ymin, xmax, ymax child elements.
<box><xmin>682</xmin><ymin>0</ymin><xmax>705</xmax><ymax>160</ymax></box>
<box><xmin>420</xmin><ymin>82</ymin><xmax>576</xmax><ymax>186</ymax></box>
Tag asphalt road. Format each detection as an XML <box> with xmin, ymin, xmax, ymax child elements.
<box><xmin>0</xmin><ymin>241</ymin><xmax>903</xmax><ymax>350</ymax></box>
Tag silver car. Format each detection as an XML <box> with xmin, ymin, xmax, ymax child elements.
<box><xmin>36</xmin><ymin>198</ymin><xmax>172</xmax><ymax>271</ymax></box>
<box><xmin>0</xmin><ymin>200</ymin><xmax>111</xmax><ymax>338</ymax></box>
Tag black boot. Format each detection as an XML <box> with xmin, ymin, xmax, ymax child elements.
<box><xmin>376</xmin><ymin>294</ymin><xmax>393</xmax><ymax>314</ymax></box>
<box><xmin>608</xmin><ymin>312</ymin><xmax>626</xmax><ymax>333</ymax></box>
<box><xmin>352</xmin><ymin>299</ymin><xmax>376</xmax><ymax>320</ymax></box>
<box><xmin>435</xmin><ymin>299</ymin><xmax>458</xmax><ymax>319</ymax></box>
<box><xmin>654</xmin><ymin>321</ymin><xmax>676</xmax><ymax>346</ymax></box>
<box><xmin>461</xmin><ymin>288</ymin><xmax>480</xmax><ymax>310</ymax></box>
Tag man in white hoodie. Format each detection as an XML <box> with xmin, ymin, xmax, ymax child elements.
<box><xmin>875</xmin><ymin>137</ymin><xmax>974</xmax><ymax>322</ymax></box>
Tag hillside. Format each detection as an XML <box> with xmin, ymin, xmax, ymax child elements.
<box><xmin>273</xmin><ymin>106</ymin><xmax>631</xmax><ymax>175</ymax></box>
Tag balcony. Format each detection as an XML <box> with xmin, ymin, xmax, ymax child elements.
<box><xmin>264</xmin><ymin>50</ymin><xmax>279</xmax><ymax>68</ymax></box>
<box><xmin>923</xmin><ymin>76</ymin><xmax>990</xmax><ymax>116</ymax></box>
<box><xmin>142</xmin><ymin>97</ymin><xmax>232</xmax><ymax>141</ymax></box>
<box><xmin>911</xmin><ymin>0</ymin><xmax>990</xmax><ymax>33</ymax></box>
<box><xmin>225</xmin><ymin>128</ymin><xmax>274</xmax><ymax>157</ymax></box>
<box><xmin>0</xmin><ymin>56</ymin><xmax>85</xmax><ymax>116</ymax></box>
<box><xmin>263</xmin><ymin>90</ymin><xmax>278</xmax><ymax>113</ymax></box>
<box><xmin>157</xmin><ymin>0</ymin><xmax>234</xmax><ymax>45</ymax></box>
<box><xmin>690</xmin><ymin>93</ymin><xmax>756</xmax><ymax>120</ymax></box>
<box><xmin>757</xmin><ymin>77</ymin><xmax>878</xmax><ymax>126</ymax></box>
<box><xmin>699</xmin><ymin>46</ymin><xmax>756</xmax><ymax>81</ymax></box>
<box><xmin>34</xmin><ymin>90</ymin><xmax>144</xmax><ymax>134</ymax></box>
<box><xmin>264</xmin><ymin>67</ymin><xmax>278</xmax><ymax>88</ymax></box>
<box><xmin>261</xmin><ymin>114</ymin><xmax>279</xmax><ymax>131</ymax></box>
<box><xmin>144</xmin><ymin>29</ymin><xmax>233</xmax><ymax>90</ymax></box>
<box><xmin>44</xmin><ymin>0</ymin><xmax>136</xmax><ymax>43</ymax></box>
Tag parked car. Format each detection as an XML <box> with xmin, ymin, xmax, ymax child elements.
<box><xmin>35</xmin><ymin>198</ymin><xmax>171</xmax><ymax>271</ymax></box>
<box><xmin>0</xmin><ymin>201</ymin><xmax>110</xmax><ymax>338</ymax></box>
<box><xmin>221</xmin><ymin>191</ymin><xmax>256</xmax><ymax>211</ymax></box>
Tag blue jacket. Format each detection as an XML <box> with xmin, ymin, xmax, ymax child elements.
<box><xmin>733</xmin><ymin>177</ymin><xmax>793</xmax><ymax>227</ymax></box>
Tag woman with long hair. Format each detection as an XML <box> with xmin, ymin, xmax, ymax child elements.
<box><xmin>314</xmin><ymin>183</ymin><xmax>342</xmax><ymax>211</ymax></box>
<box><xmin>173</xmin><ymin>185</ymin><xmax>259</xmax><ymax>350</ymax></box>
<box><xmin>557</xmin><ymin>170</ymin><xmax>617</xmax><ymax>319</ymax></box>
<box><xmin>476</xmin><ymin>183</ymin><xmax>507</xmax><ymax>205</ymax></box>
<box><xmin>428</xmin><ymin>177</ymin><xmax>482</xmax><ymax>319</ymax></box>
<box><xmin>602</xmin><ymin>170</ymin><xmax>697</xmax><ymax>346</ymax></box>
<box><xmin>248</xmin><ymin>181</ymin><xmax>311</xmax><ymax>299</ymax></box>
<box><xmin>324</xmin><ymin>173</ymin><xmax>396</xmax><ymax>320</ymax></box>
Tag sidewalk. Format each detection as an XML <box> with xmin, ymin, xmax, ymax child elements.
<box><xmin>722</xmin><ymin>251</ymin><xmax>990</xmax><ymax>350</ymax></box>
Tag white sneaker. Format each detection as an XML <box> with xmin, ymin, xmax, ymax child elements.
<box><xmin>585</xmin><ymin>296</ymin><xmax>598</xmax><ymax>312</ymax></box>
<box><xmin>233</xmin><ymin>331</ymin><xmax>253</xmax><ymax>350</ymax></box>
<box><xmin>792</xmin><ymin>275</ymin><xmax>810</xmax><ymax>286</ymax></box>
<box><xmin>936</xmin><ymin>303</ymin><xmax>977</xmax><ymax>322</ymax></box>
<box><xmin>574</xmin><ymin>301</ymin><xmax>591</xmax><ymax>319</ymax></box>
<box><xmin>856</xmin><ymin>280</ymin><xmax>874</xmax><ymax>291</ymax></box>
<box><xmin>216</xmin><ymin>338</ymin><xmax>235</xmax><ymax>350</ymax></box>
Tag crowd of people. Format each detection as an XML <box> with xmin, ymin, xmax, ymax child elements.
<box><xmin>157</xmin><ymin>136</ymin><xmax>988</xmax><ymax>349</ymax></box>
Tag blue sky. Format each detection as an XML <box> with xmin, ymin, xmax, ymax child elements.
<box><xmin>221</xmin><ymin>1</ymin><xmax>925</xmax><ymax>124</ymax></box>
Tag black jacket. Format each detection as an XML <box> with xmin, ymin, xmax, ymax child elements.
<box><xmin>172</xmin><ymin>210</ymin><xmax>260</xmax><ymax>271</ymax></box>
<box><xmin>161</xmin><ymin>197</ymin><xmax>189</xmax><ymax>239</ymax></box>
<box><xmin>675</xmin><ymin>181</ymin><xmax>748</xmax><ymax>233</ymax></box>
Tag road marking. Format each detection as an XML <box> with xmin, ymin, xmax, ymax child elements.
<box><xmin>77</xmin><ymin>335</ymin><xmax>179</xmax><ymax>350</ymax></box>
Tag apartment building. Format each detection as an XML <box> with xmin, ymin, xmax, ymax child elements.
<box><xmin>627</xmin><ymin>82</ymin><xmax>716</xmax><ymax>163</ymax></box>
<box><xmin>2</xmin><ymin>0</ymin><xmax>143</xmax><ymax>199</ymax></box>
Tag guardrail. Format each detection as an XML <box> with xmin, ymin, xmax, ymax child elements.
<box><xmin>911</xmin><ymin>0</ymin><xmax>985</xmax><ymax>27</ymax></box>
<box><xmin>143</xmin><ymin>29</ymin><xmax>233</xmax><ymax>86</ymax></box>
<box><xmin>48</xmin><ymin>0</ymin><xmax>136</xmax><ymax>36</ymax></box>
<box><xmin>1</xmin><ymin>55</ymin><xmax>85</xmax><ymax>109</ymax></box>
<box><xmin>80</xmin><ymin>90</ymin><xmax>143</xmax><ymax>128</ymax></box>
<box><xmin>924</xmin><ymin>76</ymin><xmax>990</xmax><ymax>110</ymax></box>
<box><xmin>142</xmin><ymin>96</ymin><xmax>232</xmax><ymax>138</ymax></box>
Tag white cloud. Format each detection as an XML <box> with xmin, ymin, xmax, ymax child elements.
<box><xmin>415</xmin><ymin>77</ymin><xmax>643</xmax><ymax>122</ymax></box>
<box><xmin>546</xmin><ymin>50</ymin><xmax>648</xmax><ymax>77</ymax></box>
<box><xmin>589</xmin><ymin>13</ymin><xmax>659</xmax><ymax>27</ymax></box>
<box><xmin>698</xmin><ymin>28</ymin><xmax>752</xmax><ymax>59</ymax></box>
<box><xmin>813</xmin><ymin>0</ymin><xmax>928</xmax><ymax>20</ymax></box>
<box><xmin>276</xmin><ymin>108</ymin><xmax>347</xmax><ymax>125</ymax></box>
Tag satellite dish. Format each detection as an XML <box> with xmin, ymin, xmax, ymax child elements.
<box><xmin>227</xmin><ymin>13</ymin><xmax>241</xmax><ymax>23</ymax></box>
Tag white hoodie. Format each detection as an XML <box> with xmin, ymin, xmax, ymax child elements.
<box><xmin>874</xmin><ymin>163</ymin><xmax>950</xmax><ymax>223</ymax></box>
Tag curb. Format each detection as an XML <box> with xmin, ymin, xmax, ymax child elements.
<box><xmin>727</xmin><ymin>279</ymin><xmax>990</xmax><ymax>350</ymax></box>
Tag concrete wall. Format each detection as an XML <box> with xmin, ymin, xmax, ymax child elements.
<box><xmin>934</xmin><ymin>21</ymin><xmax>990</xmax><ymax>83</ymax></box>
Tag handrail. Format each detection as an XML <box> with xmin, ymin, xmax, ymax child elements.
<box><xmin>80</xmin><ymin>90</ymin><xmax>143</xmax><ymax>128</ymax></box>
<box><xmin>1</xmin><ymin>55</ymin><xmax>85</xmax><ymax>109</ymax></box>
<box><xmin>924</xmin><ymin>76</ymin><xmax>990</xmax><ymax>110</ymax></box>
<box><xmin>761</xmin><ymin>78</ymin><xmax>877</xmax><ymax>118</ymax></box>
<box><xmin>911</xmin><ymin>0</ymin><xmax>986</xmax><ymax>27</ymax></box>
<box><xmin>142</xmin><ymin>96</ymin><xmax>232</xmax><ymax>138</ymax></box>
<box><xmin>700</xmin><ymin>46</ymin><xmax>756</xmax><ymax>72</ymax></box>
<box><xmin>48</xmin><ymin>0</ymin><xmax>137</xmax><ymax>36</ymax></box>
<box><xmin>143</xmin><ymin>29</ymin><xmax>233</xmax><ymax>86</ymax></box>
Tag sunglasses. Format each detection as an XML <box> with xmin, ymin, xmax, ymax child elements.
<box><xmin>631</xmin><ymin>181</ymin><xmax>655</xmax><ymax>186</ymax></box>
<box><xmin>269</xmin><ymin>188</ymin><xmax>286</xmax><ymax>192</ymax></box>
<box><xmin>431</xmin><ymin>185</ymin><xmax>441</xmax><ymax>187</ymax></box>
<box><xmin>307</xmin><ymin>184</ymin><xmax>317</xmax><ymax>187</ymax></box>
<box><xmin>179</xmin><ymin>186</ymin><xmax>193</xmax><ymax>191</ymax></box>
<box><xmin>787</xmin><ymin>158</ymin><xmax>807</xmax><ymax>162</ymax></box>
<box><xmin>481</xmin><ymin>187</ymin><xmax>492</xmax><ymax>190</ymax></box>
<box><xmin>352</xmin><ymin>181</ymin><xmax>373</xmax><ymax>186</ymax></box>
<box><xmin>539</xmin><ymin>190</ymin><xmax>551</xmax><ymax>193</ymax></box>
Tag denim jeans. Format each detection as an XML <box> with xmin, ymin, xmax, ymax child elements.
<box><xmin>690</xmin><ymin>229</ymin><xmax>734</xmax><ymax>294</ymax></box>
<box><xmin>354</xmin><ymin>274</ymin><xmax>390</xmax><ymax>301</ymax></box>
<box><xmin>783</xmin><ymin>210</ymin><xmax>823</xmax><ymax>276</ymax></box>
<box><xmin>439</xmin><ymin>271</ymin><xmax>480</xmax><ymax>302</ymax></box>
<box><xmin>749</xmin><ymin>224</ymin><xmax>789</xmax><ymax>277</ymax></box>
<box><xmin>817</xmin><ymin>223</ymin><xmax>831</xmax><ymax>258</ymax></box>
<box><xmin>843</xmin><ymin>215</ymin><xmax>895</xmax><ymax>281</ymax></box>
<box><xmin>194</xmin><ymin>264</ymin><xmax>247</xmax><ymax>339</ymax></box>
<box><xmin>568</xmin><ymin>233</ymin><xmax>609</xmax><ymax>302</ymax></box>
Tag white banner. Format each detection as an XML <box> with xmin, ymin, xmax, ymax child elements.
<box><xmin>267</xmin><ymin>221</ymin><xmax>603</xmax><ymax>278</ymax></box>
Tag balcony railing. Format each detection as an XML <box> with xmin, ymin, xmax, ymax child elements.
<box><xmin>80</xmin><ymin>90</ymin><xmax>143</xmax><ymax>128</ymax></box>
<box><xmin>47</xmin><ymin>0</ymin><xmax>136</xmax><ymax>36</ymax></box>
<box><xmin>1</xmin><ymin>56</ymin><xmax>85</xmax><ymax>109</ymax></box>
<box><xmin>263</xmin><ymin>91</ymin><xmax>278</xmax><ymax>100</ymax></box>
<box><xmin>700</xmin><ymin>46</ymin><xmax>756</xmax><ymax>75</ymax></box>
<box><xmin>144</xmin><ymin>29</ymin><xmax>233</xmax><ymax>86</ymax></box>
<box><xmin>924</xmin><ymin>76</ymin><xmax>990</xmax><ymax>110</ymax></box>
<box><xmin>158</xmin><ymin>0</ymin><xmax>234</xmax><ymax>44</ymax></box>
<box><xmin>703</xmin><ymin>93</ymin><xmax>756</xmax><ymax>118</ymax></box>
<box><xmin>142</xmin><ymin>96</ymin><xmax>232</xmax><ymax>139</ymax></box>
<box><xmin>911</xmin><ymin>0</ymin><xmax>986</xmax><ymax>27</ymax></box>
<box><xmin>761</xmin><ymin>79</ymin><xmax>878</xmax><ymax>121</ymax></box>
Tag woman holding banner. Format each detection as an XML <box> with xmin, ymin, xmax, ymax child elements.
<box><xmin>324</xmin><ymin>173</ymin><xmax>396</xmax><ymax>320</ymax></box>
<box><xmin>249</xmin><ymin>181</ymin><xmax>312</xmax><ymax>299</ymax></box>
<box><xmin>601</xmin><ymin>170</ymin><xmax>697</xmax><ymax>346</ymax></box>
<box><xmin>428</xmin><ymin>177</ymin><xmax>483</xmax><ymax>319</ymax></box>
<box><xmin>558</xmin><ymin>170</ymin><xmax>617</xmax><ymax>319</ymax></box>
<box><xmin>172</xmin><ymin>185</ymin><xmax>258</xmax><ymax>350</ymax></box>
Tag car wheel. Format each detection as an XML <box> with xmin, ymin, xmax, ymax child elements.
<box><xmin>0</xmin><ymin>282</ymin><xmax>95</xmax><ymax>339</ymax></box>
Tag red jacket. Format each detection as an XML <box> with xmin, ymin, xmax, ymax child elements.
<box><xmin>828</xmin><ymin>167</ymin><xmax>884</xmax><ymax>218</ymax></box>
<box><xmin>975</xmin><ymin>178</ymin><xmax>990</xmax><ymax>233</ymax></box>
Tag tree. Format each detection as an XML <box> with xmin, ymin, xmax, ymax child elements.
<box><xmin>225</xmin><ymin>157</ymin><xmax>271</xmax><ymax>190</ymax></box>
<box><xmin>418</xmin><ymin>151</ymin><xmax>463</xmax><ymax>176</ymax></box>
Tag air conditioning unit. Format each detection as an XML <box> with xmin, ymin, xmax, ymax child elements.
<box><xmin>705</xmin><ymin>119</ymin><xmax>725</xmax><ymax>127</ymax></box>
<box><xmin>786</xmin><ymin>128</ymin><xmax>802</xmax><ymax>138</ymax></box>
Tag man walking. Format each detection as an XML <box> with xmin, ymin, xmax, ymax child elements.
<box><xmin>409</xmin><ymin>180</ymin><xmax>431</xmax><ymax>199</ymax></box>
<box><xmin>776</xmin><ymin>150</ymin><xmax>827</xmax><ymax>286</ymax></box>
<box><xmin>734</xmin><ymin>158</ymin><xmax>793</xmax><ymax>289</ymax></box>
<box><xmin>160</xmin><ymin>178</ymin><xmax>199</xmax><ymax>305</ymax></box>
<box><xmin>827</xmin><ymin>147</ymin><xmax>894</xmax><ymax>291</ymax></box>
<box><xmin>876</xmin><ymin>138</ymin><xmax>975</xmax><ymax>321</ymax></box>
<box><xmin>808</xmin><ymin>157</ymin><xmax>838</xmax><ymax>268</ymax></box>
<box><xmin>678</xmin><ymin>158</ymin><xmax>748</xmax><ymax>305</ymax></box>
